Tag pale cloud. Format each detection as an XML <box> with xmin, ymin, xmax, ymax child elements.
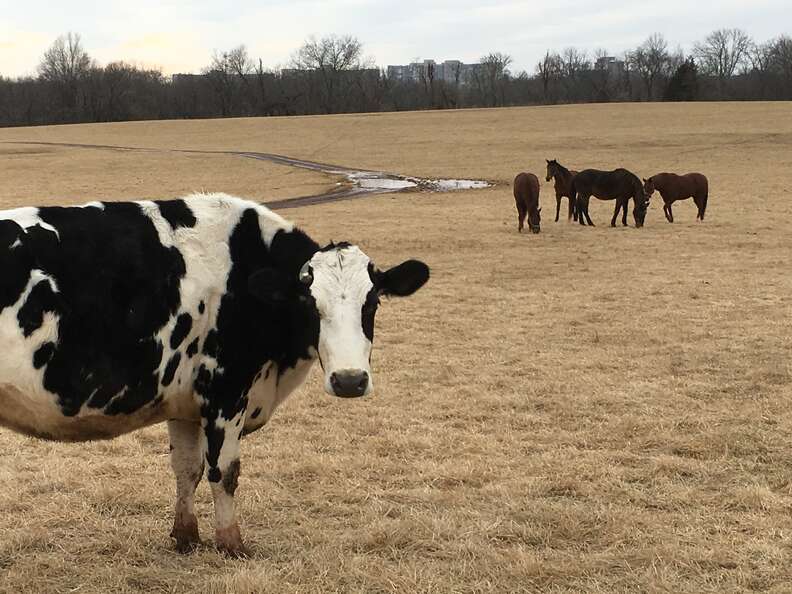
<box><xmin>0</xmin><ymin>0</ymin><xmax>788</xmax><ymax>78</ymax></box>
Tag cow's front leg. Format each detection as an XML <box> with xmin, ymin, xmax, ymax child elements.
<box><xmin>168</xmin><ymin>419</ymin><xmax>204</xmax><ymax>552</ymax></box>
<box><xmin>203</xmin><ymin>410</ymin><xmax>248</xmax><ymax>557</ymax></box>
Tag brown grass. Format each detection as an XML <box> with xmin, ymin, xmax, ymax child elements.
<box><xmin>1</xmin><ymin>102</ymin><xmax>792</xmax><ymax>593</ymax></box>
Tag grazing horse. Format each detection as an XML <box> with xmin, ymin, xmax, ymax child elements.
<box><xmin>572</xmin><ymin>168</ymin><xmax>650</xmax><ymax>228</ymax></box>
<box><xmin>513</xmin><ymin>172</ymin><xmax>541</xmax><ymax>233</ymax></box>
<box><xmin>643</xmin><ymin>173</ymin><xmax>708</xmax><ymax>222</ymax></box>
<box><xmin>545</xmin><ymin>159</ymin><xmax>578</xmax><ymax>222</ymax></box>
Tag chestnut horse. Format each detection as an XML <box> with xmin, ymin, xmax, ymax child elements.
<box><xmin>643</xmin><ymin>173</ymin><xmax>708</xmax><ymax>222</ymax></box>
<box><xmin>571</xmin><ymin>168</ymin><xmax>650</xmax><ymax>228</ymax></box>
<box><xmin>545</xmin><ymin>159</ymin><xmax>578</xmax><ymax>222</ymax></box>
<box><xmin>513</xmin><ymin>172</ymin><xmax>541</xmax><ymax>233</ymax></box>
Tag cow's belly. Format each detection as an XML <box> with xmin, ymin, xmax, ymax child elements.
<box><xmin>0</xmin><ymin>383</ymin><xmax>199</xmax><ymax>442</ymax></box>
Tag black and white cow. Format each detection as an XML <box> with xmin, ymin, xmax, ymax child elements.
<box><xmin>0</xmin><ymin>193</ymin><xmax>429</xmax><ymax>555</ymax></box>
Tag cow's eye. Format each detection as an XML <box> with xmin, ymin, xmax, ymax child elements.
<box><xmin>299</xmin><ymin>263</ymin><xmax>313</xmax><ymax>286</ymax></box>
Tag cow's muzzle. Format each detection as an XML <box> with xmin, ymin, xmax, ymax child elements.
<box><xmin>330</xmin><ymin>370</ymin><xmax>370</xmax><ymax>398</ymax></box>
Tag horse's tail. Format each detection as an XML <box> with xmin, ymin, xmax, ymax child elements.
<box><xmin>699</xmin><ymin>191</ymin><xmax>708</xmax><ymax>220</ymax></box>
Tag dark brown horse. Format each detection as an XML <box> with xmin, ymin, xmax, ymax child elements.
<box><xmin>643</xmin><ymin>173</ymin><xmax>708</xmax><ymax>222</ymax></box>
<box><xmin>571</xmin><ymin>168</ymin><xmax>650</xmax><ymax>228</ymax></box>
<box><xmin>545</xmin><ymin>159</ymin><xmax>578</xmax><ymax>222</ymax></box>
<box><xmin>513</xmin><ymin>172</ymin><xmax>541</xmax><ymax>233</ymax></box>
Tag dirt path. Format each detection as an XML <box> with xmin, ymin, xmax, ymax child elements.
<box><xmin>1</xmin><ymin>141</ymin><xmax>492</xmax><ymax>209</ymax></box>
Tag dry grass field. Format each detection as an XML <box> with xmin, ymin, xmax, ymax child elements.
<box><xmin>0</xmin><ymin>102</ymin><xmax>791</xmax><ymax>593</ymax></box>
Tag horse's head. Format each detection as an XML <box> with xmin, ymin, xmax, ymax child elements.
<box><xmin>528</xmin><ymin>207</ymin><xmax>541</xmax><ymax>233</ymax></box>
<box><xmin>642</xmin><ymin>177</ymin><xmax>656</xmax><ymax>198</ymax></box>
<box><xmin>633</xmin><ymin>194</ymin><xmax>650</xmax><ymax>228</ymax></box>
<box><xmin>545</xmin><ymin>159</ymin><xmax>558</xmax><ymax>182</ymax></box>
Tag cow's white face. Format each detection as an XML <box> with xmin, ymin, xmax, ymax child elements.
<box><xmin>301</xmin><ymin>244</ymin><xmax>429</xmax><ymax>398</ymax></box>
<box><xmin>305</xmin><ymin>246</ymin><xmax>376</xmax><ymax>397</ymax></box>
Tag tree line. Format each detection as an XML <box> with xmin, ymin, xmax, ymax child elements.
<box><xmin>1</xmin><ymin>29</ymin><xmax>791</xmax><ymax>127</ymax></box>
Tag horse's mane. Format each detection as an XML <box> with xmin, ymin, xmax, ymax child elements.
<box><xmin>551</xmin><ymin>160</ymin><xmax>571</xmax><ymax>177</ymax></box>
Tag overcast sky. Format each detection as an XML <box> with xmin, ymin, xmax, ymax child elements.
<box><xmin>1</xmin><ymin>0</ymin><xmax>788</xmax><ymax>77</ymax></box>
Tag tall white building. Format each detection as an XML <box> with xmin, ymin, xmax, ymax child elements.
<box><xmin>387</xmin><ymin>59</ymin><xmax>483</xmax><ymax>85</ymax></box>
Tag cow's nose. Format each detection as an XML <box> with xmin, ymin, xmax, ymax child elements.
<box><xmin>330</xmin><ymin>370</ymin><xmax>369</xmax><ymax>398</ymax></box>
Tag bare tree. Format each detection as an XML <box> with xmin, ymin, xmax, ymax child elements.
<box><xmin>292</xmin><ymin>34</ymin><xmax>368</xmax><ymax>113</ymax></box>
<box><xmin>38</xmin><ymin>32</ymin><xmax>92</xmax><ymax>84</ymax></box>
<box><xmin>561</xmin><ymin>47</ymin><xmax>589</xmax><ymax>79</ymax></box>
<box><xmin>772</xmin><ymin>36</ymin><xmax>792</xmax><ymax>98</ymax></box>
<box><xmin>559</xmin><ymin>47</ymin><xmax>589</xmax><ymax>101</ymax></box>
<box><xmin>694</xmin><ymin>28</ymin><xmax>752</xmax><ymax>81</ymax></box>
<box><xmin>226</xmin><ymin>46</ymin><xmax>254</xmax><ymax>82</ymax></box>
<box><xmin>535</xmin><ymin>50</ymin><xmax>562</xmax><ymax>102</ymax></box>
<box><xmin>478</xmin><ymin>52</ymin><xmax>512</xmax><ymax>106</ymax></box>
<box><xmin>38</xmin><ymin>32</ymin><xmax>92</xmax><ymax>112</ymax></box>
<box><xmin>627</xmin><ymin>34</ymin><xmax>671</xmax><ymax>100</ymax></box>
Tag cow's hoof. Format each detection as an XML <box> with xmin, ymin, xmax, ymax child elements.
<box><xmin>173</xmin><ymin>538</ymin><xmax>203</xmax><ymax>554</ymax></box>
<box><xmin>171</xmin><ymin>515</ymin><xmax>201</xmax><ymax>554</ymax></box>
<box><xmin>216</xmin><ymin>524</ymin><xmax>250</xmax><ymax>558</ymax></box>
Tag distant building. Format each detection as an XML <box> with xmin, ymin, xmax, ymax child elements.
<box><xmin>387</xmin><ymin>59</ymin><xmax>483</xmax><ymax>85</ymax></box>
<box><xmin>594</xmin><ymin>56</ymin><xmax>626</xmax><ymax>75</ymax></box>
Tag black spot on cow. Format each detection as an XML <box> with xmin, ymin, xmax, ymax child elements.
<box><xmin>162</xmin><ymin>352</ymin><xmax>181</xmax><ymax>387</ymax></box>
<box><xmin>250</xmin><ymin>407</ymin><xmax>262</xmax><ymax>419</ymax></box>
<box><xmin>186</xmin><ymin>337</ymin><xmax>199</xmax><ymax>358</ymax></box>
<box><xmin>33</xmin><ymin>342</ymin><xmax>56</xmax><ymax>369</ymax></box>
<box><xmin>0</xmin><ymin>220</ymin><xmax>33</xmax><ymax>313</ymax></box>
<box><xmin>202</xmin><ymin>329</ymin><xmax>219</xmax><ymax>358</ymax></box>
<box><xmin>17</xmin><ymin>279</ymin><xmax>62</xmax><ymax>337</ymax></box>
<box><xmin>29</xmin><ymin>202</ymin><xmax>186</xmax><ymax>417</ymax></box>
<box><xmin>198</xmin><ymin>301</ymin><xmax>205</xmax><ymax>314</ymax></box>
<box><xmin>170</xmin><ymin>313</ymin><xmax>192</xmax><ymax>350</ymax></box>
<box><xmin>222</xmin><ymin>459</ymin><xmax>240</xmax><ymax>495</ymax></box>
<box><xmin>194</xmin><ymin>364</ymin><xmax>212</xmax><ymax>396</ymax></box>
<box><xmin>207</xmin><ymin>467</ymin><xmax>221</xmax><ymax>483</ymax></box>
<box><xmin>155</xmin><ymin>200</ymin><xmax>197</xmax><ymax>230</ymax></box>
<box><xmin>361</xmin><ymin>273</ymin><xmax>379</xmax><ymax>342</ymax></box>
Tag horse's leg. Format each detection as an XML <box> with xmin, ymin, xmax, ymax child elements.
<box><xmin>516</xmin><ymin>201</ymin><xmax>526</xmax><ymax>232</ymax></box>
<box><xmin>568</xmin><ymin>195</ymin><xmax>575</xmax><ymax>221</ymax></box>
<box><xmin>610</xmin><ymin>201</ymin><xmax>619</xmax><ymax>227</ymax></box>
<box><xmin>667</xmin><ymin>201</ymin><xmax>674</xmax><ymax>223</ymax></box>
<box><xmin>577</xmin><ymin>195</ymin><xmax>587</xmax><ymax>226</ymax></box>
<box><xmin>555</xmin><ymin>193</ymin><xmax>561</xmax><ymax>222</ymax></box>
<box><xmin>622</xmin><ymin>199</ymin><xmax>628</xmax><ymax>226</ymax></box>
<box><xmin>663</xmin><ymin>199</ymin><xmax>672</xmax><ymax>223</ymax></box>
<box><xmin>583</xmin><ymin>197</ymin><xmax>595</xmax><ymax>227</ymax></box>
<box><xmin>694</xmin><ymin>194</ymin><xmax>704</xmax><ymax>221</ymax></box>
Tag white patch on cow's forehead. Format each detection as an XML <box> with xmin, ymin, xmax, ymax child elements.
<box><xmin>308</xmin><ymin>246</ymin><xmax>373</xmax><ymax>305</ymax></box>
<box><xmin>310</xmin><ymin>246</ymin><xmax>371</xmax><ymax>282</ymax></box>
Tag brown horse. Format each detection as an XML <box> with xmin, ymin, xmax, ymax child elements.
<box><xmin>643</xmin><ymin>173</ymin><xmax>708</xmax><ymax>222</ymax></box>
<box><xmin>513</xmin><ymin>172</ymin><xmax>541</xmax><ymax>233</ymax></box>
<box><xmin>571</xmin><ymin>168</ymin><xmax>650</xmax><ymax>228</ymax></box>
<box><xmin>545</xmin><ymin>159</ymin><xmax>578</xmax><ymax>222</ymax></box>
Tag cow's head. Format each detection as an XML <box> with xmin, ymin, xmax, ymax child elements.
<box><xmin>249</xmin><ymin>243</ymin><xmax>429</xmax><ymax>398</ymax></box>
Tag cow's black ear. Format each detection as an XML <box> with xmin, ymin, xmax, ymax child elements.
<box><xmin>379</xmin><ymin>260</ymin><xmax>429</xmax><ymax>297</ymax></box>
<box><xmin>248</xmin><ymin>268</ymin><xmax>288</xmax><ymax>303</ymax></box>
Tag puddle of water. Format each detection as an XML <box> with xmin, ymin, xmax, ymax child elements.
<box><xmin>352</xmin><ymin>174</ymin><xmax>418</xmax><ymax>191</ymax></box>
<box><xmin>425</xmin><ymin>179</ymin><xmax>492</xmax><ymax>191</ymax></box>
